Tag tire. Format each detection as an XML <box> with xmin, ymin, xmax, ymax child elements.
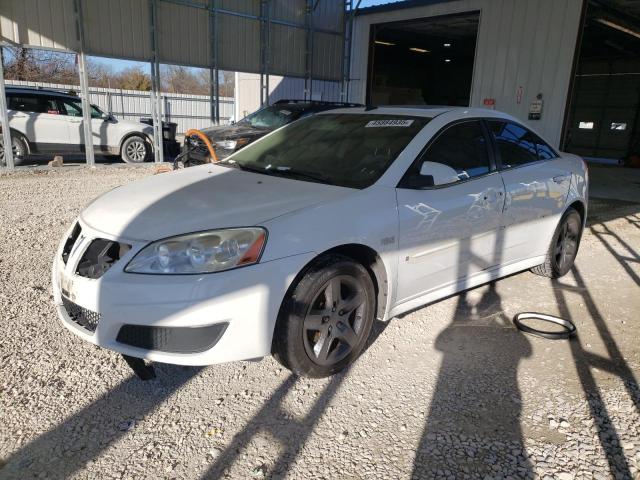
<box><xmin>0</xmin><ymin>133</ymin><xmax>28</xmax><ymax>167</ymax></box>
<box><xmin>531</xmin><ymin>207</ymin><xmax>583</xmax><ymax>278</ymax></box>
<box><xmin>272</xmin><ymin>254</ymin><xmax>376</xmax><ymax>378</ymax></box>
<box><xmin>120</xmin><ymin>135</ymin><xmax>150</xmax><ymax>163</ymax></box>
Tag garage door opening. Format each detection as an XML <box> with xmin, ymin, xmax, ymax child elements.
<box><xmin>563</xmin><ymin>1</ymin><xmax>640</xmax><ymax>165</ymax></box>
<box><xmin>366</xmin><ymin>12</ymin><xmax>479</xmax><ymax>106</ymax></box>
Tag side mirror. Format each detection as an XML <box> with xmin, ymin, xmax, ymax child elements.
<box><xmin>419</xmin><ymin>161</ymin><xmax>459</xmax><ymax>186</ymax></box>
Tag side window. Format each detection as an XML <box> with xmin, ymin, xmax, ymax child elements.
<box><xmin>7</xmin><ymin>95</ymin><xmax>47</xmax><ymax>113</ymax></box>
<box><xmin>420</xmin><ymin>120</ymin><xmax>491</xmax><ymax>184</ymax></box>
<box><xmin>488</xmin><ymin>120</ymin><xmax>556</xmax><ymax>167</ymax></box>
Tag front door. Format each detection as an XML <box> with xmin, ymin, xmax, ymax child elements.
<box><xmin>58</xmin><ymin>97</ymin><xmax>109</xmax><ymax>152</ymax></box>
<box><xmin>395</xmin><ymin>120</ymin><xmax>505</xmax><ymax>305</ymax></box>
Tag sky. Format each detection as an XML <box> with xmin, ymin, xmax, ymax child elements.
<box><xmin>91</xmin><ymin>0</ymin><xmax>402</xmax><ymax>72</ymax></box>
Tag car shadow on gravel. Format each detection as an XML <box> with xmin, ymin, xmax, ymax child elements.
<box><xmin>0</xmin><ymin>364</ymin><xmax>203</xmax><ymax>479</ymax></box>
<box><xmin>199</xmin><ymin>320</ymin><xmax>390</xmax><ymax>479</ymax></box>
<box><xmin>411</xmin><ymin>283</ymin><xmax>534</xmax><ymax>478</ymax></box>
<box><xmin>409</xmin><ymin>229</ymin><xmax>535</xmax><ymax>478</ymax></box>
<box><xmin>552</xmin><ymin>266</ymin><xmax>639</xmax><ymax>479</ymax></box>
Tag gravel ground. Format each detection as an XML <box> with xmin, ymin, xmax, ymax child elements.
<box><xmin>0</xmin><ymin>166</ymin><xmax>639</xmax><ymax>480</ymax></box>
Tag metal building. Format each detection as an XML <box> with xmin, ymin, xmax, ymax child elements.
<box><xmin>348</xmin><ymin>0</ymin><xmax>640</xmax><ymax>164</ymax></box>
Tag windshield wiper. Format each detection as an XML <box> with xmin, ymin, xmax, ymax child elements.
<box><xmin>268</xmin><ymin>169</ymin><xmax>334</xmax><ymax>185</ymax></box>
<box><xmin>230</xmin><ymin>163</ymin><xmax>334</xmax><ymax>185</ymax></box>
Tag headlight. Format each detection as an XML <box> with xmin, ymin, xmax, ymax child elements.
<box><xmin>125</xmin><ymin>228</ymin><xmax>267</xmax><ymax>274</ymax></box>
<box><xmin>215</xmin><ymin>138</ymin><xmax>249</xmax><ymax>150</ymax></box>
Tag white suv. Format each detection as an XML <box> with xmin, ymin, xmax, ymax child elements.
<box><xmin>1</xmin><ymin>87</ymin><xmax>156</xmax><ymax>165</ymax></box>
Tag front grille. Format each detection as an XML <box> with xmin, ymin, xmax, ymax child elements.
<box><xmin>116</xmin><ymin>323</ymin><xmax>228</xmax><ymax>353</ymax></box>
<box><xmin>76</xmin><ymin>239</ymin><xmax>131</xmax><ymax>279</ymax></box>
<box><xmin>61</xmin><ymin>296</ymin><xmax>101</xmax><ymax>332</ymax></box>
<box><xmin>62</xmin><ymin>223</ymin><xmax>81</xmax><ymax>264</ymax></box>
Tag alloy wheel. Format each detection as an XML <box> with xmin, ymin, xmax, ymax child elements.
<box><xmin>554</xmin><ymin>215</ymin><xmax>580</xmax><ymax>272</ymax></box>
<box><xmin>0</xmin><ymin>138</ymin><xmax>21</xmax><ymax>163</ymax></box>
<box><xmin>303</xmin><ymin>275</ymin><xmax>366</xmax><ymax>366</ymax></box>
<box><xmin>126</xmin><ymin>140</ymin><xmax>146</xmax><ymax>162</ymax></box>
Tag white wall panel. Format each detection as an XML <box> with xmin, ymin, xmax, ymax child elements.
<box><xmin>0</xmin><ymin>0</ymin><xmax>78</xmax><ymax>51</ymax></box>
<box><xmin>350</xmin><ymin>0</ymin><xmax>583</xmax><ymax>147</ymax></box>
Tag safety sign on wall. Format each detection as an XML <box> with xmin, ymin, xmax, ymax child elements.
<box><xmin>528</xmin><ymin>98</ymin><xmax>543</xmax><ymax>120</ymax></box>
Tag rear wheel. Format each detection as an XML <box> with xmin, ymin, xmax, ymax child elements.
<box><xmin>0</xmin><ymin>133</ymin><xmax>27</xmax><ymax>167</ymax></box>
<box><xmin>272</xmin><ymin>254</ymin><xmax>375</xmax><ymax>377</ymax></box>
<box><xmin>531</xmin><ymin>207</ymin><xmax>583</xmax><ymax>278</ymax></box>
<box><xmin>121</xmin><ymin>135</ymin><xmax>150</xmax><ymax>163</ymax></box>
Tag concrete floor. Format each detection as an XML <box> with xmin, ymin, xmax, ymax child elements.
<box><xmin>0</xmin><ymin>165</ymin><xmax>638</xmax><ymax>479</ymax></box>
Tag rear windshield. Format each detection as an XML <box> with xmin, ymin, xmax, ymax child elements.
<box><xmin>224</xmin><ymin>113</ymin><xmax>429</xmax><ymax>189</ymax></box>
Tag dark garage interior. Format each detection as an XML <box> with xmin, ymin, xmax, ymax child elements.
<box><xmin>366</xmin><ymin>12</ymin><xmax>479</xmax><ymax>106</ymax></box>
<box><xmin>564</xmin><ymin>0</ymin><xmax>640</xmax><ymax>165</ymax></box>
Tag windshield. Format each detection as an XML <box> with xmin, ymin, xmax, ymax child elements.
<box><xmin>222</xmin><ymin>113</ymin><xmax>429</xmax><ymax>189</ymax></box>
<box><xmin>237</xmin><ymin>105</ymin><xmax>300</xmax><ymax>129</ymax></box>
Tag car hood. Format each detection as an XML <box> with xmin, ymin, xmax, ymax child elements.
<box><xmin>199</xmin><ymin>123</ymin><xmax>271</xmax><ymax>141</ymax></box>
<box><xmin>80</xmin><ymin>164</ymin><xmax>354</xmax><ymax>241</ymax></box>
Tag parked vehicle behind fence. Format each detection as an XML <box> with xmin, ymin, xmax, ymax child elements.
<box><xmin>0</xmin><ymin>87</ymin><xmax>179</xmax><ymax>166</ymax></box>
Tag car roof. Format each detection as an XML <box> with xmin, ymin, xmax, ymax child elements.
<box><xmin>315</xmin><ymin>105</ymin><xmax>522</xmax><ymax>122</ymax></box>
<box><xmin>270</xmin><ymin>100</ymin><xmax>363</xmax><ymax>113</ymax></box>
<box><xmin>6</xmin><ymin>86</ymin><xmax>81</xmax><ymax>100</ymax></box>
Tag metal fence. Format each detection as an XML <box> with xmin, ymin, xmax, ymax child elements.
<box><xmin>6</xmin><ymin>80</ymin><xmax>234</xmax><ymax>133</ymax></box>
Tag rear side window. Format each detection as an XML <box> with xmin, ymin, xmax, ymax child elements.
<box><xmin>488</xmin><ymin>120</ymin><xmax>557</xmax><ymax>168</ymax></box>
<box><xmin>8</xmin><ymin>94</ymin><xmax>58</xmax><ymax>114</ymax></box>
<box><xmin>420</xmin><ymin>120</ymin><xmax>491</xmax><ymax>183</ymax></box>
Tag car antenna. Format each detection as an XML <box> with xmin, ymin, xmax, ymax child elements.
<box><xmin>364</xmin><ymin>104</ymin><xmax>377</xmax><ymax>111</ymax></box>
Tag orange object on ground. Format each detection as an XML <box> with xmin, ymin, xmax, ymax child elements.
<box><xmin>185</xmin><ymin>129</ymin><xmax>219</xmax><ymax>163</ymax></box>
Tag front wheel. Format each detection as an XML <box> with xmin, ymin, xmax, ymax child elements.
<box><xmin>272</xmin><ymin>254</ymin><xmax>376</xmax><ymax>377</ymax></box>
<box><xmin>531</xmin><ymin>207</ymin><xmax>583</xmax><ymax>278</ymax></box>
<box><xmin>121</xmin><ymin>135</ymin><xmax>150</xmax><ymax>163</ymax></box>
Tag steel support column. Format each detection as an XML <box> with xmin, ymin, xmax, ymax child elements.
<box><xmin>341</xmin><ymin>0</ymin><xmax>361</xmax><ymax>102</ymax></box>
<box><xmin>259</xmin><ymin>0</ymin><xmax>271</xmax><ymax>106</ymax></box>
<box><xmin>209</xmin><ymin>0</ymin><xmax>220</xmax><ymax>124</ymax></box>
<box><xmin>74</xmin><ymin>0</ymin><xmax>95</xmax><ymax>166</ymax></box>
<box><xmin>149</xmin><ymin>0</ymin><xmax>164</xmax><ymax>163</ymax></box>
<box><xmin>304</xmin><ymin>0</ymin><xmax>314</xmax><ymax>101</ymax></box>
<box><xmin>0</xmin><ymin>46</ymin><xmax>14</xmax><ymax>170</ymax></box>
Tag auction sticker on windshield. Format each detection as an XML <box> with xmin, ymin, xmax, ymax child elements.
<box><xmin>365</xmin><ymin>119</ymin><xmax>414</xmax><ymax>127</ymax></box>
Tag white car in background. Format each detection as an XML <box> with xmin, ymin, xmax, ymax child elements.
<box><xmin>1</xmin><ymin>87</ymin><xmax>155</xmax><ymax>165</ymax></box>
<box><xmin>52</xmin><ymin>107</ymin><xmax>588</xmax><ymax>377</ymax></box>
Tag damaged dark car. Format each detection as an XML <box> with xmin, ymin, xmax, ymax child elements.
<box><xmin>180</xmin><ymin>99</ymin><xmax>361</xmax><ymax>166</ymax></box>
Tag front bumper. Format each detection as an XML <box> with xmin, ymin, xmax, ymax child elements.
<box><xmin>52</xmin><ymin>220</ymin><xmax>314</xmax><ymax>365</ymax></box>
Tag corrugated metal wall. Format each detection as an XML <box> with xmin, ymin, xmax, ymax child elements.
<box><xmin>6</xmin><ymin>80</ymin><xmax>234</xmax><ymax>132</ymax></box>
<box><xmin>82</xmin><ymin>0</ymin><xmax>152</xmax><ymax>61</ymax></box>
<box><xmin>1</xmin><ymin>0</ymin><xmax>345</xmax><ymax>81</ymax></box>
<box><xmin>0</xmin><ymin>0</ymin><xmax>78</xmax><ymax>51</ymax></box>
<box><xmin>349</xmin><ymin>0</ymin><xmax>583</xmax><ymax>147</ymax></box>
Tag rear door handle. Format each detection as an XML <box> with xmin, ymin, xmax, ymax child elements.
<box><xmin>553</xmin><ymin>174</ymin><xmax>570</xmax><ymax>184</ymax></box>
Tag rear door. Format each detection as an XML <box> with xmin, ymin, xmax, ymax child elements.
<box><xmin>395</xmin><ymin>119</ymin><xmax>506</xmax><ymax>304</ymax></box>
<box><xmin>487</xmin><ymin>120</ymin><xmax>571</xmax><ymax>264</ymax></box>
<box><xmin>7</xmin><ymin>93</ymin><xmax>70</xmax><ymax>148</ymax></box>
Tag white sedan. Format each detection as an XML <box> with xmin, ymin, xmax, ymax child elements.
<box><xmin>52</xmin><ymin>107</ymin><xmax>588</xmax><ymax>377</ymax></box>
